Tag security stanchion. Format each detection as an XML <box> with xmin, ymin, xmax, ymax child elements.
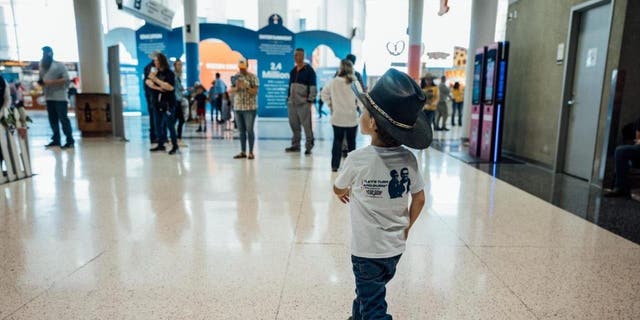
<box><xmin>0</xmin><ymin>124</ymin><xmax>17</xmax><ymax>182</ymax></box>
<box><xmin>0</xmin><ymin>107</ymin><xmax>33</xmax><ymax>184</ymax></box>
<box><xmin>7</xmin><ymin>125</ymin><xmax>25</xmax><ymax>180</ymax></box>
<box><xmin>16</xmin><ymin>126</ymin><xmax>32</xmax><ymax>177</ymax></box>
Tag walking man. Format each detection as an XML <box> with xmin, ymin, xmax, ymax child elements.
<box><xmin>213</xmin><ymin>73</ymin><xmax>227</xmax><ymax>123</ymax></box>
<box><xmin>40</xmin><ymin>46</ymin><xmax>74</xmax><ymax>149</ymax></box>
<box><xmin>285</xmin><ymin>48</ymin><xmax>317</xmax><ymax>155</ymax></box>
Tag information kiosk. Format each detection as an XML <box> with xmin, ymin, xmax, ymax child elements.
<box><xmin>479</xmin><ymin>42</ymin><xmax>509</xmax><ymax>162</ymax></box>
<box><xmin>468</xmin><ymin>46</ymin><xmax>486</xmax><ymax>158</ymax></box>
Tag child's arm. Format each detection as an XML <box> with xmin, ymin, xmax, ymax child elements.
<box><xmin>333</xmin><ymin>185</ymin><xmax>350</xmax><ymax>204</ymax></box>
<box><xmin>405</xmin><ymin>190</ymin><xmax>426</xmax><ymax>239</ymax></box>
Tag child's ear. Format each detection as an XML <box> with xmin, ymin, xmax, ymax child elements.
<box><xmin>369</xmin><ymin>116</ymin><xmax>377</xmax><ymax>131</ymax></box>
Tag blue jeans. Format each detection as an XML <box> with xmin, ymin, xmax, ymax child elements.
<box><xmin>235</xmin><ymin>110</ymin><xmax>257</xmax><ymax>153</ymax></box>
<box><xmin>614</xmin><ymin>144</ymin><xmax>640</xmax><ymax>192</ymax></box>
<box><xmin>155</xmin><ymin>108</ymin><xmax>177</xmax><ymax>148</ymax></box>
<box><xmin>351</xmin><ymin>254</ymin><xmax>402</xmax><ymax>320</ymax></box>
<box><xmin>452</xmin><ymin>102</ymin><xmax>463</xmax><ymax>126</ymax></box>
<box><xmin>146</xmin><ymin>93</ymin><xmax>157</xmax><ymax>142</ymax></box>
<box><xmin>46</xmin><ymin>100</ymin><xmax>74</xmax><ymax>145</ymax></box>
<box><xmin>423</xmin><ymin>110</ymin><xmax>436</xmax><ymax>130</ymax></box>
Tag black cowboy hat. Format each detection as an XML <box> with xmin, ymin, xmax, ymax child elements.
<box><xmin>353</xmin><ymin>69</ymin><xmax>432</xmax><ymax>149</ymax></box>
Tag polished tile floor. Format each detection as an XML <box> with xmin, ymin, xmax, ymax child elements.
<box><xmin>1</xmin><ymin>113</ymin><xmax>639</xmax><ymax>319</ymax></box>
<box><xmin>431</xmin><ymin>126</ymin><xmax>640</xmax><ymax>245</ymax></box>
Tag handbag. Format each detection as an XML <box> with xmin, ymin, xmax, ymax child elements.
<box><xmin>156</xmin><ymin>92</ymin><xmax>174</xmax><ymax>114</ymax></box>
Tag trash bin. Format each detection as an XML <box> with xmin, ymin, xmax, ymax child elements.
<box><xmin>76</xmin><ymin>93</ymin><xmax>112</xmax><ymax>136</ymax></box>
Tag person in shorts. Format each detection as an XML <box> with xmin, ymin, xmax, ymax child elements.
<box><xmin>193</xmin><ymin>85</ymin><xmax>208</xmax><ymax>132</ymax></box>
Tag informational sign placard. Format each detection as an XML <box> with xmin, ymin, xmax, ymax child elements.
<box><xmin>120</xmin><ymin>0</ymin><xmax>175</xmax><ymax>30</ymax></box>
<box><xmin>257</xmin><ymin>14</ymin><xmax>295</xmax><ymax>117</ymax></box>
<box><xmin>316</xmin><ymin>67</ymin><xmax>339</xmax><ymax>91</ymax></box>
<box><xmin>120</xmin><ymin>65</ymin><xmax>141</xmax><ymax>113</ymax></box>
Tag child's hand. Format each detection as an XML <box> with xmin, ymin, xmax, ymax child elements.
<box><xmin>333</xmin><ymin>186</ymin><xmax>350</xmax><ymax>204</ymax></box>
<box><xmin>337</xmin><ymin>189</ymin><xmax>350</xmax><ymax>204</ymax></box>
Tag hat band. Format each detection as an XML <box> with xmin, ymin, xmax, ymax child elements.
<box><xmin>364</xmin><ymin>94</ymin><xmax>414</xmax><ymax>130</ymax></box>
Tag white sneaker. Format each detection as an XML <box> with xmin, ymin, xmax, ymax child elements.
<box><xmin>178</xmin><ymin>139</ymin><xmax>188</xmax><ymax>148</ymax></box>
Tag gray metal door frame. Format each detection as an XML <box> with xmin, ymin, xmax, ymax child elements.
<box><xmin>554</xmin><ymin>0</ymin><xmax>614</xmax><ymax>184</ymax></box>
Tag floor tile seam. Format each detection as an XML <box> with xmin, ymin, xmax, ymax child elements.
<box><xmin>435</xmin><ymin>148</ymin><xmax>640</xmax><ymax>247</ymax></box>
<box><xmin>463</xmin><ymin>243</ymin><xmax>542</xmax><ymax>320</ymax></box>
<box><xmin>290</xmin><ymin>242</ymin><xmax>470</xmax><ymax>248</ymax></box>
<box><xmin>432</xmin><ymin>211</ymin><xmax>640</xmax><ymax>250</ymax></box>
<box><xmin>466</xmin><ymin>244</ymin><xmax>640</xmax><ymax>250</ymax></box>
<box><xmin>274</xmin><ymin>164</ymin><xmax>313</xmax><ymax>320</ymax></box>
<box><xmin>1</xmin><ymin>248</ymin><xmax>109</xmax><ymax>320</ymax></box>
<box><xmin>294</xmin><ymin>241</ymin><xmax>347</xmax><ymax>246</ymax></box>
<box><xmin>427</xmin><ymin>204</ymin><xmax>542</xmax><ymax>319</ymax></box>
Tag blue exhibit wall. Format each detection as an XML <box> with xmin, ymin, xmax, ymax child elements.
<box><xmin>184</xmin><ymin>42</ymin><xmax>199</xmax><ymax>88</ymax></box>
<box><xmin>123</xmin><ymin>20</ymin><xmax>350</xmax><ymax>117</ymax></box>
<box><xmin>295</xmin><ymin>31</ymin><xmax>351</xmax><ymax>64</ymax></box>
<box><xmin>256</xmin><ymin>14</ymin><xmax>295</xmax><ymax>117</ymax></box>
<box><xmin>199</xmin><ymin>24</ymin><xmax>259</xmax><ymax>59</ymax></box>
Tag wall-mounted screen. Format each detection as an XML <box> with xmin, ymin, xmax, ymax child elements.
<box><xmin>472</xmin><ymin>53</ymin><xmax>483</xmax><ymax>105</ymax></box>
<box><xmin>483</xmin><ymin>49</ymin><xmax>497</xmax><ymax>105</ymax></box>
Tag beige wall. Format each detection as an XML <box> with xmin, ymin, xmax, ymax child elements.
<box><xmin>503</xmin><ymin>0</ymin><xmax>627</xmax><ymax>176</ymax></box>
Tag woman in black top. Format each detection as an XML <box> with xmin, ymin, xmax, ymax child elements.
<box><xmin>146</xmin><ymin>53</ymin><xmax>179</xmax><ymax>154</ymax></box>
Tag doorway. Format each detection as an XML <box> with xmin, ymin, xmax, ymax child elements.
<box><xmin>557</xmin><ymin>0</ymin><xmax>613</xmax><ymax>181</ymax></box>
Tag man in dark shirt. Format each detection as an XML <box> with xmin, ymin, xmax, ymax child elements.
<box><xmin>605</xmin><ymin>118</ymin><xmax>640</xmax><ymax>198</ymax></box>
<box><xmin>285</xmin><ymin>48</ymin><xmax>317</xmax><ymax>155</ymax></box>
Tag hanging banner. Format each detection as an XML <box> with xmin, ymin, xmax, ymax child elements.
<box><xmin>256</xmin><ymin>14</ymin><xmax>295</xmax><ymax>117</ymax></box>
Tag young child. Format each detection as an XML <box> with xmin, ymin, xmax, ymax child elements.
<box><xmin>221</xmin><ymin>91</ymin><xmax>233</xmax><ymax>130</ymax></box>
<box><xmin>193</xmin><ymin>85</ymin><xmax>208</xmax><ymax>132</ymax></box>
<box><xmin>333</xmin><ymin>69</ymin><xmax>432</xmax><ymax>320</ymax></box>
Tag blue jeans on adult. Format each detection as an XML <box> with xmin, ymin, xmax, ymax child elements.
<box><xmin>146</xmin><ymin>93</ymin><xmax>157</xmax><ymax>142</ymax></box>
<box><xmin>423</xmin><ymin>110</ymin><xmax>436</xmax><ymax>131</ymax></box>
<box><xmin>235</xmin><ymin>110</ymin><xmax>257</xmax><ymax>153</ymax></box>
<box><xmin>332</xmin><ymin>125</ymin><xmax>357</xmax><ymax>170</ymax></box>
<box><xmin>46</xmin><ymin>100</ymin><xmax>74</xmax><ymax>145</ymax></box>
<box><xmin>614</xmin><ymin>144</ymin><xmax>640</xmax><ymax>192</ymax></box>
<box><xmin>155</xmin><ymin>108</ymin><xmax>177</xmax><ymax>148</ymax></box>
<box><xmin>451</xmin><ymin>101</ymin><xmax>463</xmax><ymax>126</ymax></box>
<box><xmin>351</xmin><ymin>254</ymin><xmax>402</xmax><ymax>320</ymax></box>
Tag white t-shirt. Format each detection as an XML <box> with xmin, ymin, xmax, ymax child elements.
<box><xmin>335</xmin><ymin>145</ymin><xmax>425</xmax><ymax>258</ymax></box>
<box><xmin>320</xmin><ymin>77</ymin><xmax>362</xmax><ymax>127</ymax></box>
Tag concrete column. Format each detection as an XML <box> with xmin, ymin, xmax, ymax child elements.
<box><xmin>407</xmin><ymin>0</ymin><xmax>424</xmax><ymax>80</ymax></box>
<box><xmin>259</xmin><ymin>0</ymin><xmax>288</xmax><ymax>29</ymax></box>
<box><xmin>73</xmin><ymin>0</ymin><xmax>107</xmax><ymax>93</ymax></box>
<box><xmin>183</xmin><ymin>0</ymin><xmax>200</xmax><ymax>88</ymax></box>
<box><xmin>461</xmin><ymin>0</ymin><xmax>498</xmax><ymax>139</ymax></box>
